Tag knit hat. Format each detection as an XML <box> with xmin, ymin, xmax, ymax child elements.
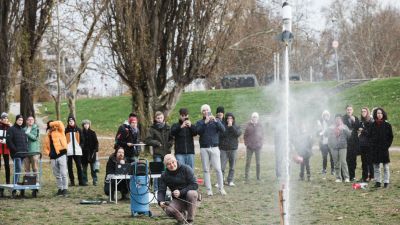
<box><xmin>67</xmin><ymin>115</ymin><xmax>76</xmax><ymax>122</ymax></box>
<box><xmin>216</xmin><ymin>106</ymin><xmax>225</xmax><ymax>114</ymax></box>
<box><xmin>1</xmin><ymin>112</ymin><xmax>8</xmax><ymax>119</ymax></box>
<box><xmin>82</xmin><ymin>119</ymin><xmax>91</xmax><ymax>126</ymax></box>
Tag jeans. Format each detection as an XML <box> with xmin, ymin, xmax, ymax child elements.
<box><xmin>320</xmin><ymin>144</ymin><xmax>334</xmax><ymax>172</ymax></box>
<box><xmin>245</xmin><ymin>148</ymin><xmax>261</xmax><ymax>180</ymax></box>
<box><xmin>200</xmin><ymin>147</ymin><xmax>224</xmax><ymax>191</ymax></box>
<box><xmin>82</xmin><ymin>162</ymin><xmax>97</xmax><ymax>184</ymax></box>
<box><xmin>51</xmin><ymin>155</ymin><xmax>68</xmax><ymax>190</ymax></box>
<box><xmin>374</xmin><ymin>163</ymin><xmax>390</xmax><ymax>184</ymax></box>
<box><xmin>67</xmin><ymin>155</ymin><xmax>84</xmax><ymax>185</ymax></box>
<box><xmin>175</xmin><ymin>154</ymin><xmax>195</xmax><ymax>170</ymax></box>
<box><xmin>165</xmin><ymin>190</ymin><xmax>198</xmax><ymax>222</ymax></box>
<box><xmin>24</xmin><ymin>154</ymin><xmax>39</xmax><ymax>173</ymax></box>
<box><xmin>13</xmin><ymin>157</ymin><xmax>23</xmax><ymax>184</ymax></box>
<box><xmin>220</xmin><ymin>150</ymin><xmax>237</xmax><ymax>183</ymax></box>
<box><xmin>153</xmin><ymin>155</ymin><xmax>163</xmax><ymax>192</ymax></box>
<box><xmin>331</xmin><ymin>148</ymin><xmax>349</xmax><ymax>180</ymax></box>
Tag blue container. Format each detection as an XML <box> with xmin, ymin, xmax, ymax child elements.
<box><xmin>130</xmin><ymin>175</ymin><xmax>151</xmax><ymax>216</ymax></box>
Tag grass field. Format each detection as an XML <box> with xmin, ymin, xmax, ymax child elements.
<box><xmin>1</xmin><ymin>145</ymin><xmax>399</xmax><ymax>225</ymax></box>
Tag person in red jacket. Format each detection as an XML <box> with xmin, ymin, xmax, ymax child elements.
<box><xmin>0</xmin><ymin>112</ymin><xmax>11</xmax><ymax>197</ymax></box>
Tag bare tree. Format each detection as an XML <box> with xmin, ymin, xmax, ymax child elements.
<box><xmin>19</xmin><ymin>0</ymin><xmax>54</xmax><ymax>117</ymax></box>
<box><xmin>106</xmin><ymin>0</ymin><xmax>242</xmax><ymax>134</ymax></box>
<box><xmin>0</xmin><ymin>0</ymin><xmax>22</xmax><ymax>114</ymax></box>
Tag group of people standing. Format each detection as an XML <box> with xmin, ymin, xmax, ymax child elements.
<box><xmin>0</xmin><ymin>113</ymin><xmax>99</xmax><ymax>197</ymax></box>
<box><xmin>316</xmin><ymin>105</ymin><xmax>393</xmax><ymax>188</ymax></box>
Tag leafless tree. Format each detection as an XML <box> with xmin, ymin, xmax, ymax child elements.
<box><xmin>0</xmin><ymin>0</ymin><xmax>23</xmax><ymax>114</ymax></box>
<box><xmin>18</xmin><ymin>0</ymin><xmax>54</xmax><ymax>117</ymax></box>
<box><xmin>106</xmin><ymin>0</ymin><xmax>243</xmax><ymax>134</ymax></box>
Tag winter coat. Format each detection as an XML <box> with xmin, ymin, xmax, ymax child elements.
<box><xmin>43</xmin><ymin>121</ymin><xmax>68</xmax><ymax>159</ymax></box>
<box><xmin>82</xmin><ymin>128</ymin><xmax>99</xmax><ymax>163</ymax></box>
<box><xmin>244</xmin><ymin>121</ymin><xmax>264</xmax><ymax>150</ymax></box>
<box><xmin>24</xmin><ymin>124</ymin><xmax>40</xmax><ymax>153</ymax></box>
<box><xmin>157</xmin><ymin>162</ymin><xmax>198</xmax><ymax>203</ymax></box>
<box><xmin>317</xmin><ymin>118</ymin><xmax>331</xmax><ymax>147</ymax></box>
<box><xmin>219</xmin><ymin>114</ymin><xmax>242</xmax><ymax>151</ymax></box>
<box><xmin>369</xmin><ymin>120</ymin><xmax>393</xmax><ymax>164</ymax></box>
<box><xmin>171</xmin><ymin>120</ymin><xmax>196</xmax><ymax>155</ymax></box>
<box><xmin>6</xmin><ymin>124</ymin><xmax>29</xmax><ymax>159</ymax></box>
<box><xmin>115</xmin><ymin>123</ymin><xmax>141</xmax><ymax>158</ymax></box>
<box><xmin>342</xmin><ymin>115</ymin><xmax>360</xmax><ymax>152</ymax></box>
<box><xmin>104</xmin><ymin>154</ymin><xmax>124</xmax><ymax>177</ymax></box>
<box><xmin>294</xmin><ymin>132</ymin><xmax>313</xmax><ymax>159</ymax></box>
<box><xmin>65</xmin><ymin>125</ymin><xmax>84</xmax><ymax>156</ymax></box>
<box><xmin>0</xmin><ymin>121</ymin><xmax>10</xmax><ymax>155</ymax></box>
<box><xmin>359</xmin><ymin>119</ymin><xmax>373</xmax><ymax>147</ymax></box>
<box><xmin>145</xmin><ymin>123</ymin><xmax>173</xmax><ymax>157</ymax></box>
<box><xmin>196</xmin><ymin>118</ymin><xmax>225</xmax><ymax>148</ymax></box>
<box><xmin>327</xmin><ymin>125</ymin><xmax>351</xmax><ymax>150</ymax></box>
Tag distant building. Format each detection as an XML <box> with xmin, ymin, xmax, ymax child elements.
<box><xmin>221</xmin><ymin>74</ymin><xmax>259</xmax><ymax>89</ymax></box>
<box><xmin>184</xmin><ymin>78</ymin><xmax>207</xmax><ymax>92</ymax></box>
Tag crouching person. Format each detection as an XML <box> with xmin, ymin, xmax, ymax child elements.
<box><xmin>104</xmin><ymin>146</ymin><xmax>129</xmax><ymax>201</ymax></box>
<box><xmin>158</xmin><ymin>154</ymin><xmax>199</xmax><ymax>225</ymax></box>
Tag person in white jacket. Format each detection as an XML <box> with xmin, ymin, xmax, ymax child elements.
<box><xmin>65</xmin><ymin>116</ymin><xmax>85</xmax><ymax>186</ymax></box>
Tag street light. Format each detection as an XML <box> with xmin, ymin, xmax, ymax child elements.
<box><xmin>332</xmin><ymin>17</ymin><xmax>340</xmax><ymax>81</ymax></box>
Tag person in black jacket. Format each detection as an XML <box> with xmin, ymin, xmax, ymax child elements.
<box><xmin>342</xmin><ymin>105</ymin><xmax>361</xmax><ymax>181</ymax></box>
<box><xmin>219</xmin><ymin>112</ymin><xmax>241</xmax><ymax>186</ymax></box>
<box><xmin>171</xmin><ymin>108</ymin><xmax>197</xmax><ymax>169</ymax></box>
<box><xmin>81</xmin><ymin>120</ymin><xmax>99</xmax><ymax>186</ymax></box>
<box><xmin>158</xmin><ymin>154</ymin><xmax>199</xmax><ymax>225</ymax></box>
<box><xmin>104</xmin><ymin>146</ymin><xmax>129</xmax><ymax>200</ymax></box>
<box><xmin>359</xmin><ymin>107</ymin><xmax>374</xmax><ymax>182</ymax></box>
<box><xmin>369</xmin><ymin>108</ymin><xmax>393</xmax><ymax>188</ymax></box>
<box><xmin>6</xmin><ymin>114</ymin><xmax>28</xmax><ymax>197</ymax></box>
<box><xmin>115</xmin><ymin>113</ymin><xmax>141</xmax><ymax>163</ymax></box>
<box><xmin>65</xmin><ymin>116</ymin><xmax>85</xmax><ymax>186</ymax></box>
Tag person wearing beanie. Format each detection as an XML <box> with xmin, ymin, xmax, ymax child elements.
<box><xmin>43</xmin><ymin>120</ymin><xmax>69</xmax><ymax>196</ymax></box>
<box><xmin>65</xmin><ymin>115</ymin><xmax>85</xmax><ymax>186</ymax></box>
<box><xmin>196</xmin><ymin>104</ymin><xmax>226</xmax><ymax>196</ymax></box>
<box><xmin>219</xmin><ymin>112</ymin><xmax>241</xmax><ymax>186</ymax></box>
<box><xmin>6</xmin><ymin>114</ymin><xmax>28</xmax><ymax>197</ymax></box>
<box><xmin>145</xmin><ymin>111</ymin><xmax>174</xmax><ymax>192</ymax></box>
<box><xmin>81</xmin><ymin>120</ymin><xmax>99</xmax><ymax>186</ymax></box>
<box><xmin>171</xmin><ymin>108</ymin><xmax>197</xmax><ymax>169</ymax></box>
<box><xmin>216</xmin><ymin>106</ymin><xmax>225</xmax><ymax>120</ymax></box>
<box><xmin>115</xmin><ymin>113</ymin><xmax>141</xmax><ymax>163</ymax></box>
<box><xmin>0</xmin><ymin>113</ymin><xmax>11</xmax><ymax>197</ymax></box>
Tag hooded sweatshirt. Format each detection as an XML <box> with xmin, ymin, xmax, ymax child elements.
<box><xmin>219</xmin><ymin>112</ymin><xmax>242</xmax><ymax>150</ymax></box>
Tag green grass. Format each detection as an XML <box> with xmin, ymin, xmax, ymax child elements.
<box><xmin>40</xmin><ymin>78</ymin><xmax>399</xmax><ymax>144</ymax></box>
<box><xmin>1</xmin><ymin>148</ymin><xmax>399</xmax><ymax>224</ymax></box>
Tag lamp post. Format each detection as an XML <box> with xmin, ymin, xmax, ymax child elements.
<box><xmin>332</xmin><ymin>17</ymin><xmax>340</xmax><ymax>81</ymax></box>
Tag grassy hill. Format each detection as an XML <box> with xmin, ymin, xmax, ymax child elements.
<box><xmin>40</xmin><ymin>78</ymin><xmax>399</xmax><ymax>144</ymax></box>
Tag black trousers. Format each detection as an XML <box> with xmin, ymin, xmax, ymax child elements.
<box><xmin>67</xmin><ymin>155</ymin><xmax>84</xmax><ymax>185</ymax></box>
<box><xmin>360</xmin><ymin>146</ymin><xmax>374</xmax><ymax>180</ymax></box>
<box><xmin>346</xmin><ymin>147</ymin><xmax>358</xmax><ymax>180</ymax></box>
<box><xmin>300</xmin><ymin>157</ymin><xmax>311</xmax><ymax>178</ymax></box>
<box><xmin>0</xmin><ymin>153</ymin><xmax>10</xmax><ymax>184</ymax></box>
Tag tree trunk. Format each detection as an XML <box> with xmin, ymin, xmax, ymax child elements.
<box><xmin>20</xmin><ymin>81</ymin><xmax>35</xmax><ymax>117</ymax></box>
<box><xmin>0</xmin><ymin>64</ymin><xmax>10</xmax><ymax>114</ymax></box>
<box><xmin>67</xmin><ymin>85</ymin><xmax>77</xmax><ymax>118</ymax></box>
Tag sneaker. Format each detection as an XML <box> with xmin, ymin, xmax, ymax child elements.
<box><xmin>207</xmin><ymin>190</ymin><xmax>213</xmax><ymax>196</ymax></box>
<box><xmin>374</xmin><ymin>182</ymin><xmax>381</xmax><ymax>188</ymax></box>
<box><xmin>93</xmin><ymin>181</ymin><xmax>98</xmax><ymax>186</ymax></box>
<box><xmin>330</xmin><ymin>170</ymin><xmax>335</xmax><ymax>175</ymax></box>
<box><xmin>383</xmin><ymin>183</ymin><xmax>389</xmax><ymax>188</ymax></box>
<box><xmin>335</xmin><ymin>179</ymin><xmax>342</xmax><ymax>183</ymax></box>
<box><xmin>62</xmin><ymin>189</ymin><xmax>68</xmax><ymax>196</ymax></box>
<box><xmin>214</xmin><ymin>183</ymin><xmax>219</xmax><ymax>188</ymax></box>
<box><xmin>56</xmin><ymin>189</ymin><xmax>63</xmax><ymax>196</ymax></box>
<box><xmin>228</xmin><ymin>182</ymin><xmax>235</xmax><ymax>187</ymax></box>
<box><xmin>219</xmin><ymin>188</ymin><xmax>227</xmax><ymax>195</ymax></box>
<box><xmin>321</xmin><ymin>169</ymin><xmax>327</xmax><ymax>174</ymax></box>
<box><xmin>344</xmin><ymin>179</ymin><xmax>350</xmax><ymax>183</ymax></box>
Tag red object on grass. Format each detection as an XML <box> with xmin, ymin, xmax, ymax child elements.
<box><xmin>197</xmin><ymin>178</ymin><xmax>204</xmax><ymax>185</ymax></box>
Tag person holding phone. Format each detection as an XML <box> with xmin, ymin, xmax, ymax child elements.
<box><xmin>171</xmin><ymin>108</ymin><xmax>197</xmax><ymax>169</ymax></box>
<box><xmin>196</xmin><ymin>104</ymin><xmax>226</xmax><ymax>196</ymax></box>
